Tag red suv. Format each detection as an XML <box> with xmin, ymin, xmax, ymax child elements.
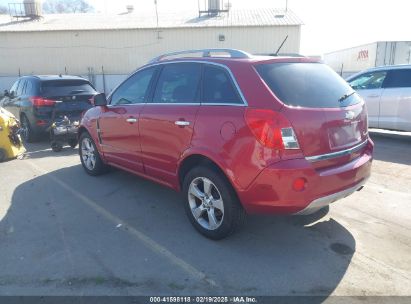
<box><xmin>79</xmin><ymin>49</ymin><xmax>373</xmax><ymax>239</ymax></box>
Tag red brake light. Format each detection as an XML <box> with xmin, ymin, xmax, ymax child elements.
<box><xmin>245</xmin><ymin>108</ymin><xmax>298</xmax><ymax>150</ymax></box>
<box><xmin>29</xmin><ymin>96</ymin><xmax>56</xmax><ymax>107</ymax></box>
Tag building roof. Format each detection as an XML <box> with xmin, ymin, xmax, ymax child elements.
<box><xmin>0</xmin><ymin>8</ymin><xmax>302</xmax><ymax>32</ymax></box>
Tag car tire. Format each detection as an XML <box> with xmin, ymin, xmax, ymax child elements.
<box><xmin>68</xmin><ymin>139</ymin><xmax>78</xmax><ymax>149</ymax></box>
<box><xmin>79</xmin><ymin>132</ymin><xmax>108</xmax><ymax>176</ymax></box>
<box><xmin>183</xmin><ymin>166</ymin><xmax>246</xmax><ymax>240</ymax></box>
<box><xmin>51</xmin><ymin>142</ymin><xmax>63</xmax><ymax>152</ymax></box>
<box><xmin>20</xmin><ymin>114</ymin><xmax>37</xmax><ymax>143</ymax></box>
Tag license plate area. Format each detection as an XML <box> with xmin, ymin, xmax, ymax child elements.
<box><xmin>328</xmin><ymin>121</ymin><xmax>362</xmax><ymax>150</ymax></box>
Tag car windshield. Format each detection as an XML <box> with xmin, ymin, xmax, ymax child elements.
<box><xmin>256</xmin><ymin>62</ymin><xmax>362</xmax><ymax>108</ymax></box>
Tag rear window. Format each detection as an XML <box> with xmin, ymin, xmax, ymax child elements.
<box><xmin>41</xmin><ymin>80</ymin><xmax>96</xmax><ymax>96</ymax></box>
<box><xmin>256</xmin><ymin>62</ymin><xmax>362</xmax><ymax>108</ymax></box>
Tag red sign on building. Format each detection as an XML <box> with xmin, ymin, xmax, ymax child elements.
<box><xmin>357</xmin><ymin>50</ymin><xmax>369</xmax><ymax>61</ymax></box>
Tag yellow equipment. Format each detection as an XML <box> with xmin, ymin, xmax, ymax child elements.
<box><xmin>0</xmin><ymin>107</ymin><xmax>26</xmax><ymax>162</ymax></box>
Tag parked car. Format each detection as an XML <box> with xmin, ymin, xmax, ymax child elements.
<box><xmin>79</xmin><ymin>49</ymin><xmax>374</xmax><ymax>240</ymax></box>
<box><xmin>0</xmin><ymin>75</ymin><xmax>98</xmax><ymax>142</ymax></box>
<box><xmin>346</xmin><ymin>65</ymin><xmax>411</xmax><ymax>132</ymax></box>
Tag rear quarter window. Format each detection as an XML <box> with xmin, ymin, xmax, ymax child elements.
<box><xmin>256</xmin><ymin>62</ymin><xmax>362</xmax><ymax>108</ymax></box>
<box><xmin>202</xmin><ymin>65</ymin><xmax>242</xmax><ymax>104</ymax></box>
<box><xmin>384</xmin><ymin>69</ymin><xmax>411</xmax><ymax>88</ymax></box>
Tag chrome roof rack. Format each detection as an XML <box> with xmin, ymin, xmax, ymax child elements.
<box><xmin>149</xmin><ymin>49</ymin><xmax>252</xmax><ymax>63</ymax></box>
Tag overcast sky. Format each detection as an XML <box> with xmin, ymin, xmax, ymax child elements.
<box><xmin>2</xmin><ymin>0</ymin><xmax>411</xmax><ymax>55</ymax></box>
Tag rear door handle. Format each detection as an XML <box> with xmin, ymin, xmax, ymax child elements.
<box><xmin>175</xmin><ymin>120</ymin><xmax>190</xmax><ymax>126</ymax></box>
<box><xmin>367</xmin><ymin>94</ymin><xmax>380</xmax><ymax>98</ymax></box>
<box><xmin>126</xmin><ymin>118</ymin><xmax>138</xmax><ymax>123</ymax></box>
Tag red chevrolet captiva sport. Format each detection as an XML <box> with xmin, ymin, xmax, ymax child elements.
<box><xmin>79</xmin><ymin>49</ymin><xmax>373</xmax><ymax>239</ymax></box>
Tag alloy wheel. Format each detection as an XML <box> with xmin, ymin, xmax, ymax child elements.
<box><xmin>81</xmin><ymin>137</ymin><xmax>97</xmax><ymax>170</ymax></box>
<box><xmin>188</xmin><ymin>177</ymin><xmax>225</xmax><ymax>231</ymax></box>
<box><xmin>20</xmin><ymin>117</ymin><xmax>29</xmax><ymax>141</ymax></box>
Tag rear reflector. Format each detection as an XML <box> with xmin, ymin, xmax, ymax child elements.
<box><xmin>293</xmin><ymin>177</ymin><xmax>307</xmax><ymax>191</ymax></box>
<box><xmin>245</xmin><ymin>108</ymin><xmax>300</xmax><ymax>150</ymax></box>
<box><xmin>29</xmin><ymin>96</ymin><xmax>56</xmax><ymax>107</ymax></box>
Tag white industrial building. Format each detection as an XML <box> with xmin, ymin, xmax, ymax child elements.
<box><xmin>324</xmin><ymin>41</ymin><xmax>411</xmax><ymax>78</ymax></box>
<box><xmin>0</xmin><ymin>3</ymin><xmax>302</xmax><ymax>93</ymax></box>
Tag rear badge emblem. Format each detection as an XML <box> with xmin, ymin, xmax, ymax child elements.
<box><xmin>72</xmin><ymin>96</ymin><xmax>76</xmax><ymax>100</ymax></box>
<box><xmin>345</xmin><ymin>111</ymin><xmax>355</xmax><ymax>120</ymax></box>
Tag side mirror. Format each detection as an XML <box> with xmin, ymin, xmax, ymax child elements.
<box><xmin>92</xmin><ymin>93</ymin><xmax>108</xmax><ymax>106</ymax></box>
<box><xmin>4</xmin><ymin>90</ymin><xmax>10</xmax><ymax>97</ymax></box>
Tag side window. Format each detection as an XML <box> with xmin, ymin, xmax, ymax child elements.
<box><xmin>153</xmin><ymin>63</ymin><xmax>201</xmax><ymax>104</ymax></box>
<box><xmin>110</xmin><ymin>67</ymin><xmax>156</xmax><ymax>106</ymax></box>
<box><xmin>384</xmin><ymin>69</ymin><xmax>411</xmax><ymax>88</ymax></box>
<box><xmin>348</xmin><ymin>71</ymin><xmax>387</xmax><ymax>90</ymax></box>
<box><xmin>10</xmin><ymin>80</ymin><xmax>20</xmax><ymax>97</ymax></box>
<box><xmin>24</xmin><ymin>80</ymin><xmax>33</xmax><ymax>95</ymax></box>
<box><xmin>202</xmin><ymin>65</ymin><xmax>242</xmax><ymax>104</ymax></box>
<box><xmin>16</xmin><ymin>80</ymin><xmax>26</xmax><ymax>96</ymax></box>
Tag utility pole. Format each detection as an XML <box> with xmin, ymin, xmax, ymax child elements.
<box><xmin>154</xmin><ymin>0</ymin><xmax>159</xmax><ymax>28</ymax></box>
<box><xmin>154</xmin><ymin>0</ymin><xmax>160</xmax><ymax>39</ymax></box>
<box><xmin>285</xmin><ymin>0</ymin><xmax>288</xmax><ymax>12</ymax></box>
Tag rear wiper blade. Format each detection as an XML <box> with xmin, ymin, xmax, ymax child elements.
<box><xmin>339</xmin><ymin>91</ymin><xmax>356</xmax><ymax>102</ymax></box>
<box><xmin>70</xmin><ymin>89</ymin><xmax>86</xmax><ymax>94</ymax></box>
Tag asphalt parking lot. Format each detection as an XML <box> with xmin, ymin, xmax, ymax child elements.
<box><xmin>0</xmin><ymin>130</ymin><xmax>410</xmax><ymax>297</ymax></box>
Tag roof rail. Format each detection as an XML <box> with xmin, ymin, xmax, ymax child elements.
<box><xmin>149</xmin><ymin>49</ymin><xmax>252</xmax><ymax>63</ymax></box>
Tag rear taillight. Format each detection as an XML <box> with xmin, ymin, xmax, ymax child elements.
<box><xmin>29</xmin><ymin>96</ymin><xmax>56</xmax><ymax>107</ymax></box>
<box><xmin>245</xmin><ymin>108</ymin><xmax>300</xmax><ymax>150</ymax></box>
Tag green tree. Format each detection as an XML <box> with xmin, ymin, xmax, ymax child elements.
<box><xmin>43</xmin><ymin>0</ymin><xmax>94</xmax><ymax>14</ymax></box>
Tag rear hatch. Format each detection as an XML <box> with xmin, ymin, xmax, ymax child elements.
<box><xmin>256</xmin><ymin>62</ymin><xmax>369</xmax><ymax>169</ymax></box>
<box><xmin>37</xmin><ymin>79</ymin><xmax>96</xmax><ymax>120</ymax></box>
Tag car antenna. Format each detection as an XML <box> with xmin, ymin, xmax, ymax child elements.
<box><xmin>274</xmin><ymin>35</ymin><xmax>289</xmax><ymax>56</ymax></box>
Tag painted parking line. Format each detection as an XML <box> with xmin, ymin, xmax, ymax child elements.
<box><xmin>26</xmin><ymin>160</ymin><xmax>217</xmax><ymax>287</ymax></box>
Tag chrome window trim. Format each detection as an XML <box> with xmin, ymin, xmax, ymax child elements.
<box><xmin>142</xmin><ymin>102</ymin><xmax>246</xmax><ymax>107</ymax></box>
<box><xmin>138</xmin><ymin>60</ymin><xmax>249</xmax><ymax>106</ymax></box>
<box><xmin>200</xmin><ymin>103</ymin><xmax>246</xmax><ymax>107</ymax></box>
<box><xmin>305</xmin><ymin>139</ymin><xmax>368</xmax><ymax>163</ymax></box>
<box><xmin>145</xmin><ymin>103</ymin><xmax>199</xmax><ymax>106</ymax></box>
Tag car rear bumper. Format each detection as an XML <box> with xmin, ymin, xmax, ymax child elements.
<box><xmin>293</xmin><ymin>177</ymin><xmax>368</xmax><ymax>215</ymax></box>
<box><xmin>237</xmin><ymin>139</ymin><xmax>373</xmax><ymax>215</ymax></box>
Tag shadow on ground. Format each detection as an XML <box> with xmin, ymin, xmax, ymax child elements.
<box><xmin>22</xmin><ymin>140</ymin><xmax>79</xmax><ymax>160</ymax></box>
<box><xmin>0</xmin><ymin>163</ymin><xmax>356</xmax><ymax>298</ymax></box>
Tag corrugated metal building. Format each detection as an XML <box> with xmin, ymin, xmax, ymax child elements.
<box><xmin>324</xmin><ymin>41</ymin><xmax>411</xmax><ymax>78</ymax></box>
<box><xmin>0</xmin><ymin>8</ymin><xmax>302</xmax><ymax>93</ymax></box>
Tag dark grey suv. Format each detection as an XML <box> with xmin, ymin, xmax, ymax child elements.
<box><xmin>1</xmin><ymin>75</ymin><xmax>97</xmax><ymax>142</ymax></box>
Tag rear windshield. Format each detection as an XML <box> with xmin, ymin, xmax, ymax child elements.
<box><xmin>41</xmin><ymin>80</ymin><xmax>96</xmax><ymax>96</ymax></box>
<box><xmin>256</xmin><ymin>62</ymin><xmax>361</xmax><ymax>108</ymax></box>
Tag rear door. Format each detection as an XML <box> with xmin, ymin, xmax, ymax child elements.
<box><xmin>139</xmin><ymin>62</ymin><xmax>202</xmax><ymax>186</ymax></box>
<box><xmin>256</xmin><ymin>62</ymin><xmax>369</xmax><ymax>169</ymax></box>
<box><xmin>99</xmin><ymin>66</ymin><xmax>157</xmax><ymax>173</ymax></box>
<box><xmin>347</xmin><ymin>70</ymin><xmax>388</xmax><ymax>128</ymax></box>
<box><xmin>379</xmin><ymin>69</ymin><xmax>411</xmax><ymax>131</ymax></box>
